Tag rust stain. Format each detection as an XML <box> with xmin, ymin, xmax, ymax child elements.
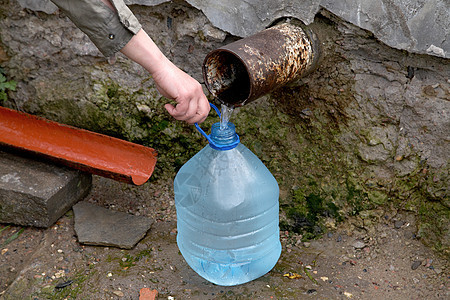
<box><xmin>203</xmin><ymin>22</ymin><xmax>319</xmax><ymax>107</ymax></box>
<box><xmin>0</xmin><ymin>107</ymin><xmax>157</xmax><ymax>185</ymax></box>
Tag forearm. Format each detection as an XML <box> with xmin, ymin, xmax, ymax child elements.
<box><xmin>120</xmin><ymin>29</ymin><xmax>169</xmax><ymax>76</ymax></box>
<box><xmin>120</xmin><ymin>29</ymin><xmax>210</xmax><ymax>124</ymax></box>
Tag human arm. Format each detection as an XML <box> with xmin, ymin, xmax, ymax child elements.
<box><xmin>50</xmin><ymin>0</ymin><xmax>210</xmax><ymax>124</ymax></box>
<box><xmin>120</xmin><ymin>29</ymin><xmax>210</xmax><ymax>124</ymax></box>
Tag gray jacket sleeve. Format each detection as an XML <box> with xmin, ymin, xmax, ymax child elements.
<box><xmin>50</xmin><ymin>0</ymin><xmax>142</xmax><ymax>57</ymax></box>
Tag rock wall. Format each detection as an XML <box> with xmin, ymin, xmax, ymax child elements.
<box><xmin>0</xmin><ymin>0</ymin><xmax>449</xmax><ymax>254</ymax></box>
<box><xmin>19</xmin><ymin>0</ymin><xmax>450</xmax><ymax>58</ymax></box>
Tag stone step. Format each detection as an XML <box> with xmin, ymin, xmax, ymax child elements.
<box><xmin>0</xmin><ymin>150</ymin><xmax>92</xmax><ymax>227</ymax></box>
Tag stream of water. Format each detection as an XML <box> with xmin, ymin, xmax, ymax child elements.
<box><xmin>220</xmin><ymin>104</ymin><xmax>234</xmax><ymax>130</ymax></box>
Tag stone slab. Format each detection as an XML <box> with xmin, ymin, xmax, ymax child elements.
<box><xmin>73</xmin><ymin>201</ymin><xmax>153</xmax><ymax>249</ymax></box>
<box><xmin>0</xmin><ymin>150</ymin><xmax>92</xmax><ymax>227</ymax></box>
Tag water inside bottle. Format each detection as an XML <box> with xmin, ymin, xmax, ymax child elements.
<box><xmin>175</xmin><ymin>100</ymin><xmax>281</xmax><ymax>286</ymax></box>
<box><xmin>175</xmin><ymin>143</ymin><xmax>282</xmax><ymax>286</ymax></box>
<box><xmin>220</xmin><ymin>104</ymin><xmax>234</xmax><ymax>130</ymax></box>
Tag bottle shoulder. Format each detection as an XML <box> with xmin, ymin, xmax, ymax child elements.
<box><xmin>177</xmin><ymin>144</ymin><xmax>270</xmax><ymax>175</ymax></box>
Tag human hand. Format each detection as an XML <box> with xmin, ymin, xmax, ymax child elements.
<box><xmin>152</xmin><ymin>61</ymin><xmax>210</xmax><ymax>124</ymax></box>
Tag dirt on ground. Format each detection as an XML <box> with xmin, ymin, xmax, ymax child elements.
<box><xmin>0</xmin><ymin>176</ymin><xmax>448</xmax><ymax>299</ymax></box>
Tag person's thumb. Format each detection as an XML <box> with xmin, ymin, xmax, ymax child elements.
<box><xmin>164</xmin><ymin>103</ymin><xmax>176</xmax><ymax>115</ymax></box>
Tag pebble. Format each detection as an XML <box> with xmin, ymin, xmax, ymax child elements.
<box><xmin>403</xmin><ymin>231</ymin><xmax>414</xmax><ymax>239</ymax></box>
<box><xmin>433</xmin><ymin>268</ymin><xmax>442</xmax><ymax>274</ymax></box>
<box><xmin>303</xmin><ymin>242</ymin><xmax>311</xmax><ymax>248</ymax></box>
<box><xmin>344</xmin><ymin>291</ymin><xmax>353</xmax><ymax>298</ymax></box>
<box><xmin>113</xmin><ymin>291</ymin><xmax>124</xmax><ymax>297</ymax></box>
<box><xmin>394</xmin><ymin>220</ymin><xmax>404</xmax><ymax>229</ymax></box>
<box><xmin>54</xmin><ymin>270</ymin><xmax>65</xmax><ymax>278</ymax></box>
<box><xmin>353</xmin><ymin>241</ymin><xmax>365</xmax><ymax>249</ymax></box>
<box><xmin>336</xmin><ymin>235</ymin><xmax>342</xmax><ymax>242</ymax></box>
<box><xmin>411</xmin><ymin>260</ymin><xmax>422</xmax><ymax>270</ymax></box>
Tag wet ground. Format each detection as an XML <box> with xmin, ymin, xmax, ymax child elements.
<box><xmin>1</xmin><ymin>176</ymin><xmax>448</xmax><ymax>299</ymax></box>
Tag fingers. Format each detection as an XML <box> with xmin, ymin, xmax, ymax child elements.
<box><xmin>195</xmin><ymin>95</ymin><xmax>211</xmax><ymax>123</ymax></box>
<box><xmin>165</xmin><ymin>95</ymin><xmax>210</xmax><ymax>124</ymax></box>
<box><xmin>152</xmin><ymin>62</ymin><xmax>211</xmax><ymax>124</ymax></box>
<box><xmin>164</xmin><ymin>86</ymin><xmax>210</xmax><ymax>124</ymax></box>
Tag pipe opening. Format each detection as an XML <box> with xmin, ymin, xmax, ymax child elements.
<box><xmin>203</xmin><ymin>50</ymin><xmax>250</xmax><ymax>106</ymax></box>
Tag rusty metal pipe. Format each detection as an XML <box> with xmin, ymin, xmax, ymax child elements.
<box><xmin>202</xmin><ymin>20</ymin><xmax>320</xmax><ymax>107</ymax></box>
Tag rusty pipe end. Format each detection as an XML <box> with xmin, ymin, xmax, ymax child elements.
<box><xmin>202</xmin><ymin>20</ymin><xmax>320</xmax><ymax>107</ymax></box>
<box><xmin>202</xmin><ymin>49</ymin><xmax>251</xmax><ymax>107</ymax></box>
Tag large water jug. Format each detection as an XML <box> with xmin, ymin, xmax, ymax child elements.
<box><xmin>174</xmin><ymin>104</ymin><xmax>281</xmax><ymax>286</ymax></box>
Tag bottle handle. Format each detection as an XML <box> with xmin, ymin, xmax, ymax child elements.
<box><xmin>195</xmin><ymin>103</ymin><xmax>240</xmax><ymax>150</ymax></box>
<box><xmin>194</xmin><ymin>103</ymin><xmax>221</xmax><ymax>144</ymax></box>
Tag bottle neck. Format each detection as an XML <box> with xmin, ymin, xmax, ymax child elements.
<box><xmin>209</xmin><ymin>122</ymin><xmax>240</xmax><ymax>151</ymax></box>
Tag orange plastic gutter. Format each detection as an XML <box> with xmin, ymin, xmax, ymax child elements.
<box><xmin>0</xmin><ymin>106</ymin><xmax>157</xmax><ymax>185</ymax></box>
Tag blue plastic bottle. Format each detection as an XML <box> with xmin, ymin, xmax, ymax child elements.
<box><xmin>174</xmin><ymin>104</ymin><xmax>281</xmax><ymax>286</ymax></box>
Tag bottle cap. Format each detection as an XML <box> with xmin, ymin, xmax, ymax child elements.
<box><xmin>195</xmin><ymin>103</ymin><xmax>240</xmax><ymax>151</ymax></box>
